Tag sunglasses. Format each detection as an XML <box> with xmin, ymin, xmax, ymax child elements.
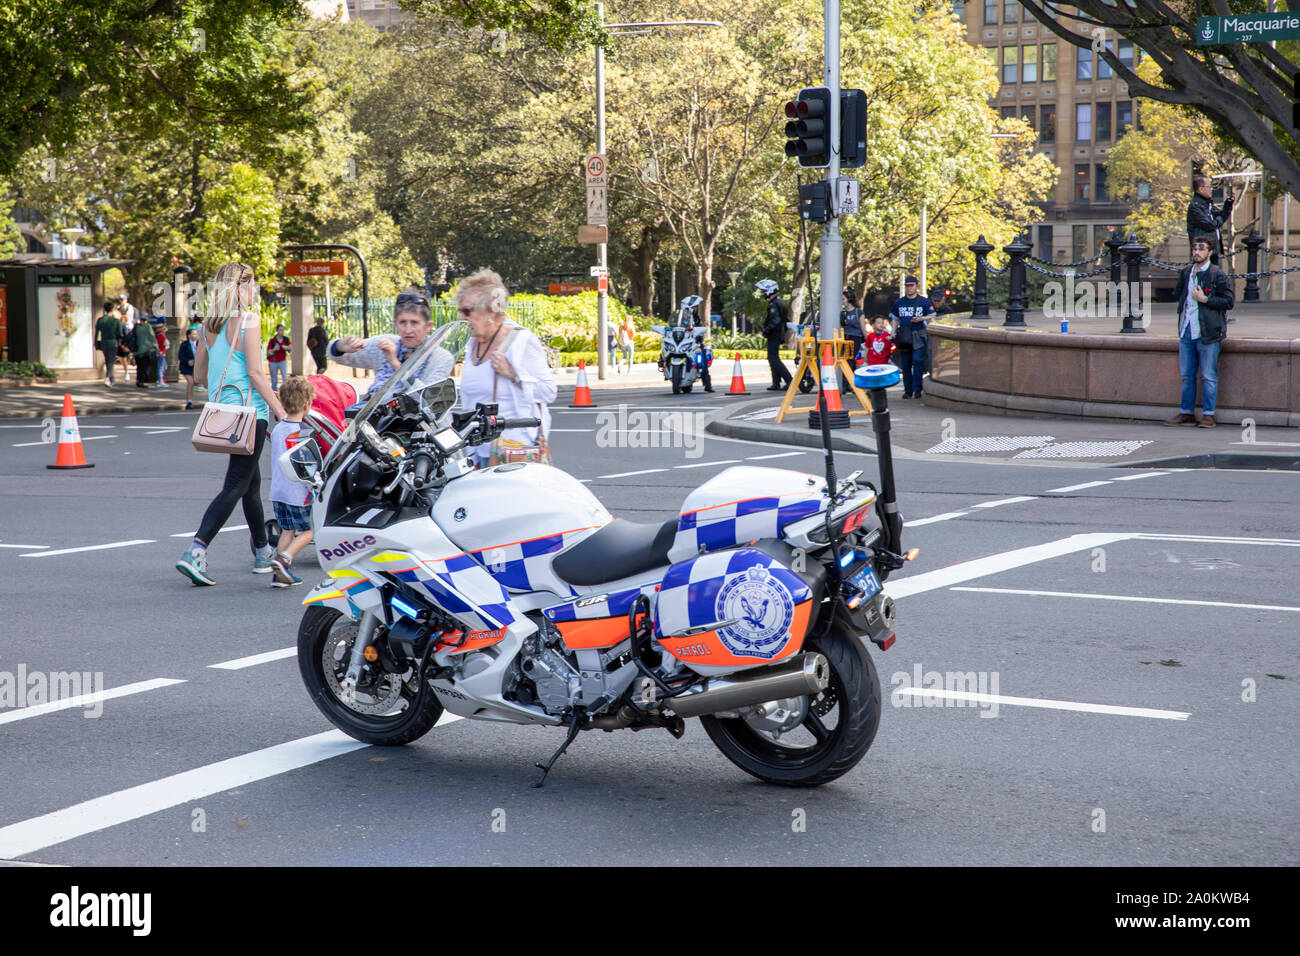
<box><xmin>396</xmin><ymin>292</ymin><xmax>429</xmax><ymax>307</ymax></box>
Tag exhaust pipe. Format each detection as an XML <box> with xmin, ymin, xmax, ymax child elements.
<box><xmin>666</xmin><ymin>653</ymin><xmax>830</xmax><ymax>718</ymax></box>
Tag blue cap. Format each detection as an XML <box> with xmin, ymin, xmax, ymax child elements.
<box><xmin>856</xmin><ymin>365</ymin><xmax>902</xmax><ymax>390</ymax></box>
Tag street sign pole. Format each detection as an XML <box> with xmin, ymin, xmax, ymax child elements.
<box><xmin>819</xmin><ymin>0</ymin><xmax>842</xmax><ymax>341</ymax></box>
<box><xmin>595</xmin><ymin>2</ymin><xmax>608</xmax><ymax>381</ymax></box>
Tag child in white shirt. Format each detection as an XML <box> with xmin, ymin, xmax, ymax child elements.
<box><xmin>268</xmin><ymin>376</ymin><xmax>316</xmax><ymax>588</ymax></box>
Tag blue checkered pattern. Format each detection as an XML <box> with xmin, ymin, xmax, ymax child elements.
<box><xmin>653</xmin><ymin>549</ymin><xmax>811</xmax><ymax>638</ymax></box>
<box><xmin>469</xmin><ymin>529</ymin><xmax>590</xmax><ymax>597</ymax></box>
<box><xmin>391</xmin><ymin>553</ymin><xmax>519</xmax><ymax>632</ymax></box>
<box><xmin>543</xmin><ymin>586</ymin><xmax>644</xmax><ymax>623</ymax></box>
<box><xmin>671</xmin><ymin>495</ymin><xmax>825</xmax><ymax>559</ymax></box>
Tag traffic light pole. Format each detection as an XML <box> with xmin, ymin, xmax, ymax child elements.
<box><xmin>819</xmin><ymin>0</ymin><xmax>841</xmax><ymax>340</ymax></box>
<box><xmin>595</xmin><ymin>3</ymin><xmax>609</xmax><ymax>381</ymax></box>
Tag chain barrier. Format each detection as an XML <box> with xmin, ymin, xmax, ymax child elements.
<box><xmin>1025</xmin><ymin>260</ymin><xmax>1111</xmax><ymax>280</ymax></box>
<box><xmin>1261</xmin><ymin>244</ymin><xmax>1300</xmax><ymax>259</ymax></box>
<box><xmin>1140</xmin><ymin>256</ymin><xmax>1300</xmax><ymax>280</ymax></box>
<box><xmin>1026</xmin><ymin>251</ymin><xmax>1105</xmax><ymax>268</ymax></box>
<box><xmin>984</xmin><ymin>261</ymin><xmax>1008</xmax><ymax>276</ymax></box>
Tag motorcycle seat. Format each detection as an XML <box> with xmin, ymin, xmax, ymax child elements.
<box><xmin>552</xmin><ymin>517</ymin><xmax>677</xmax><ymax>587</ymax></box>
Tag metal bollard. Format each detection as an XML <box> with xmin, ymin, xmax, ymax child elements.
<box><xmin>1105</xmin><ymin>228</ymin><xmax>1124</xmax><ymax>287</ymax></box>
<box><xmin>1120</xmin><ymin>234</ymin><xmax>1148</xmax><ymax>333</ymax></box>
<box><xmin>969</xmin><ymin>234</ymin><xmax>993</xmax><ymax>322</ymax></box>
<box><xmin>1243</xmin><ymin>229</ymin><xmax>1262</xmax><ymax>302</ymax></box>
<box><xmin>1001</xmin><ymin>235</ymin><xmax>1030</xmax><ymax>328</ymax></box>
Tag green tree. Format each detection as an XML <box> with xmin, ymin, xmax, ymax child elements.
<box><xmin>194</xmin><ymin>162</ymin><xmax>280</xmax><ymax>275</ymax></box>
<box><xmin>1106</xmin><ymin>60</ymin><xmax>1254</xmax><ymax>248</ymax></box>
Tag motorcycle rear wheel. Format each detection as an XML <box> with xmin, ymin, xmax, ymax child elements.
<box><xmin>700</xmin><ymin>629</ymin><xmax>881</xmax><ymax>787</ymax></box>
<box><xmin>298</xmin><ymin>606</ymin><xmax>444</xmax><ymax>746</ymax></box>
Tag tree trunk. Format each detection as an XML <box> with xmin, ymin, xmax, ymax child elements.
<box><xmin>617</xmin><ymin>223</ymin><xmax>663</xmax><ymax>315</ymax></box>
<box><xmin>790</xmin><ymin>226</ymin><xmax>810</xmax><ymax>319</ymax></box>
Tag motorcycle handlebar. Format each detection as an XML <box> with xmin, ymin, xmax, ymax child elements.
<box><xmin>498</xmin><ymin>417</ymin><xmax>541</xmax><ymax>430</ymax></box>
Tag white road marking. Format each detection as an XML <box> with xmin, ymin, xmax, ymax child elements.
<box><xmin>548</xmin><ymin>429</ymin><xmax>594</xmax><ymax>433</ymax></box>
<box><xmin>13</xmin><ymin>435</ymin><xmax>118</xmax><ymax>447</ymax></box>
<box><xmin>0</xmin><ymin>716</ymin><xmax>462</xmax><ymax>859</ymax></box>
<box><xmin>144</xmin><ymin>430</ymin><xmax>178</xmax><ymax>435</ymax></box>
<box><xmin>1112</xmin><ymin>471</ymin><xmax>1169</xmax><ymax>481</ymax></box>
<box><xmin>887</xmin><ymin>532</ymin><xmax>1134</xmax><ymax>599</ymax></box>
<box><xmin>20</xmin><ymin>539</ymin><xmax>155</xmax><ymax>558</ymax></box>
<box><xmin>124</xmin><ymin>426</ymin><xmax>184</xmax><ymax>430</ymax></box>
<box><xmin>169</xmin><ymin>525</ymin><xmax>249</xmax><ymax>538</ymax></box>
<box><xmin>893</xmin><ymin>688</ymin><xmax>1189</xmax><ymax>721</ymax></box>
<box><xmin>675</xmin><ymin>459</ymin><xmax>739</xmax><ymax>469</ymax></box>
<box><xmin>971</xmin><ymin>496</ymin><xmax>1038</xmax><ymax>509</ymax></box>
<box><xmin>555</xmin><ymin>406</ymin><xmax>720</xmax><ymax>413</ymax></box>
<box><xmin>595</xmin><ymin>469</ymin><xmax>667</xmax><ymax>479</ymax></box>
<box><xmin>0</xmin><ymin>679</ymin><xmax>186</xmax><ymax>727</ymax></box>
<box><xmin>1132</xmin><ymin>532</ymin><xmax>1300</xmax><ymax>548</ymax></box>
<box><xmin>746</xmin><ymin>452</ymin><xmax>806</xmax><ymax>460</ymax></box>
<box><xmin>209</xmin><ymin>648</ymin><xmax>297</xmax><ymax>670</ymax></box>
<box><xmin>906</xmin><ymin>511</ymin><xmax>969</xmax><ymax>526</ymax></box>
<box><xmin>0</xmin><ymin>424</ymin><xmax>114</xmax><ymax>429</ymax></box>
<box><xmin>951</xmin><ymin>586</ymin><xmax>1300</xmax><ymax>613</ymax></box>
<box><xmin>1044</xmin><ymin>480</ymin><xmax>1112</xmax><ymax>493</ymax></box>
<box><xmin>1230</xmin><ymin>440</ymin><xmax>1300</xmax><ymax>447</ymax></box>
<box><xmin>0</xmin><ymin>544</ymin><xmax>47</xmax><ymax>550</ymax></box>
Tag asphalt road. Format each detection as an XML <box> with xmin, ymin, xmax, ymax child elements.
<box><xmin>0</xmin><ymin>388</ymin><xmax>1296</xmax><ymax>866</ymax></box>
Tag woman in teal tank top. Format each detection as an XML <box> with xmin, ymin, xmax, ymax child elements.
<box><xmin>176</xmin><ymin>262</ymin><xmax>287</xmax><ymax>586</ymax></box>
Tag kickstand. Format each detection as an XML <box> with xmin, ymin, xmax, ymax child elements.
<box><xmin>533</xmin><ymin>708</ymin><xmax>586</xmax><ymax>788</ymax></box>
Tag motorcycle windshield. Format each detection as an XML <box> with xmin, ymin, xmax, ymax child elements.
<box><xmin>324</xmin><ymin>319</ymin><xmax>470</xmax><ymax>468</ymax></box>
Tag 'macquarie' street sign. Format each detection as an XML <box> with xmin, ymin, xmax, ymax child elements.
<box><xmin>1197</xmin><ymin>14</ymin><xmax>1300</xmax><ymax>45</ymax></box>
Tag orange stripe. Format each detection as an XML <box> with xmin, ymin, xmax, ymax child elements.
<box><xmin>557</xmin><ymin>617</ymin><xmax>631</xmax><ymax>650</ymax></box>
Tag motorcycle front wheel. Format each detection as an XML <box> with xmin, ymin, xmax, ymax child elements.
<box><xmin>670</xmin><ymin>362</ymin><xmax>683</xmax><ymax>394</ymax></box>
<box><xmin>298</xmin><ymin>606</ymin><xmax>444</xmax><ymax>746</ymax></box>
<box><xmin>700</xmin><ymin>628</ymin><xmax>881</xmax><ymax>787</ymax></box>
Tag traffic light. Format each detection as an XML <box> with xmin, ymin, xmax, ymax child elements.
<box><xmin>785</xmin><ymin>88</ymin><xmax>868</xmax><ymax>169</ymax></box>
<box><xmin>840</xmin><ymin>89</ymin><xmax>867</xmax><ymax>169</ymax></box>
<box><xmin>785</xmin><ymin>87</ymin><xmax>832</xmax><ymax>168</ymax></box>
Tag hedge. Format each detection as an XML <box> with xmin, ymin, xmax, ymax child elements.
<box><xmin>0</xmin><ymin>360</ymin><xmax>57</xmax><ymax>380</ymax></box>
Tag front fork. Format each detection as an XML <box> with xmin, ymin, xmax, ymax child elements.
<box><xmin>341</xmin><ymin>611</ymin><xmax>381</xmax><ymax>703</ymax></box>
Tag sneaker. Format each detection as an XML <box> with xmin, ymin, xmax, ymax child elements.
<box><xmin>176</xmin><ymin>549</ymin><xmax>215</xmax><ymax>586</ymax></box>
<box><xmin>252</xmin><ymin>553</ymin><xmax>275</xmax><ymax>574</ymax></box>
<box><xmin>185</xmin><ymin>401</ymin><xmax>193</xmax><ymax>410</ymax></box>
<box><xmin>271</xmin><ymin>556</ymin><xmax>303</xmax><ymax>588</ymax></box>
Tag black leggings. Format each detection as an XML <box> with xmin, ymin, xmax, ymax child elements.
<box><xmin>196</xmin><ymin>418</ymin><xmax>269</xmax><ymax>550</ymax></box>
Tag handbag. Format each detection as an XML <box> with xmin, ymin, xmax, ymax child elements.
<box><xmin>485</xmin><ymin>329</ymin><xmax>552</xmax><ymax>466</ymax></box>
<box><xmin>191</xmin><ymin>317</ymin><xmax>258</xmax><ymax>455</ymax></box>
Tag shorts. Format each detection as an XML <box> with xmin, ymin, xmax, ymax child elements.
<box><xmin>272</xmin><ymin>501</ymin><xmax>312</xmax><ymax>532</ymax></box>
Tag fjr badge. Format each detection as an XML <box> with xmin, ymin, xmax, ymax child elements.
<box><xmin>715</xmin><ymin>564</ymin><xmax>794</xmax><ymax>658</ymax></box>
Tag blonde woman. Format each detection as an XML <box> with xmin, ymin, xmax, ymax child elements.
<box><xmin>616</xmin><ymin>314</ymin><xmax>636</xmax><ymax>373</ymax></box>
<box><xmin>456</xmin><ymin>268</ymin><xmax>557</xmax><ymax>466</ymax></box>
<box><xmin>176</xmin><ymin>262</ymin><xmax>287</xmax><ymax>586</ymax></box>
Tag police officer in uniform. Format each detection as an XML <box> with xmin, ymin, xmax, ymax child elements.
<box><xmin>757</xmin><ymin>279</ymin><xmax>792</xmax><ymax>391</ymax></box>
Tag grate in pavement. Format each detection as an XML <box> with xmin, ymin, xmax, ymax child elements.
<box><xmin>925</xmin><ymin>436</ymin><xmax>1055</xmax><ymax>454</ymax></box>
<box><xmin>1013</xmin><ymin>440</ymin><xmax>1153</xmax><ymax>459</ymax></box>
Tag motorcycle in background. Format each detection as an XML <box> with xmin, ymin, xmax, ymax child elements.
<box><xmin>652</xmin><ymin>295</ymin><xmax>711</xmax><ymax>395</ymax></box>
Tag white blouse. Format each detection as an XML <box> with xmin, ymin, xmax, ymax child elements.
<box><xmin>458</xmin><ymin>324</ymin><xmax>558</xmax><ymax>458</ymax></box>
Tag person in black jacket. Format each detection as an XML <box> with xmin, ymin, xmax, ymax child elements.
<box><xmin>1186</xmin><ymin>175</ymin><xmax>1233</xmax><ymax>265</ymax></box>
<box><xmin>1165</xmin><ymin>235</ymin><xmax>1233</xmax><ymax>428</ymax></box>
<box><xmin>757</xmin><ymin>279</ymin><xmax>793</xmax><ymax>391</ymax></box>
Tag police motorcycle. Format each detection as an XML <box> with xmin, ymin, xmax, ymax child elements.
<box><xmin>651</xmin><ymin>295</ymin><xmax>711</xmax><ymax>395</ymax></box>
<box><xmin>281</xmin><ymin>320</ymin><xmax>911</xmax><ymax>786</ymax></box>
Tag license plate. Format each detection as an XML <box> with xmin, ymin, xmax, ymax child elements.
<box><xmin>670</xmin><ymin>357</ymin><xmax>684</xmax><ymax>364</ymax></box>
<box><xmin>847</xmin><ymin>564</ymin><xmax>881</xmax><ymax>599</ymax></box>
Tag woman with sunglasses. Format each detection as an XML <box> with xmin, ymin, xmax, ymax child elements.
<box><xmin>328</xmin><ymin>288</ymin><xmax>452</xmax><ymax>398</ymax></box>
<box><xmin>456</xmin><ymin>268</ymin><xmax>557</xmax><ymax>467</ymax></box>
<box><xmin>176</xmin><ymin>262</ymin><xmax>287</xmax><ymax>586</ymax></box>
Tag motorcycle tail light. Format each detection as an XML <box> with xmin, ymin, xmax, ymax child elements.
<box><xmin>843</xmin><ymin>506</ymin><xmax>868</xmax><ymax>534</ymax></box>
<box><xmin>878</xmin><ymin>632</ymin><xmax>895</xmax><ymax>651</ymax></box>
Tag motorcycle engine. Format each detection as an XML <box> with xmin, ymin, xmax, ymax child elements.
<box><xmin>512</xmin><ymin>620</ymin><xmax>583</xmax><ymax>715</ymax></box>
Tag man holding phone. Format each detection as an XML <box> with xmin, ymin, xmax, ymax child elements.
<box><xmin>1165</xmin><ymin>235</ymin><xmax>1233</xmax><ymax>429</ymax></box>
<box><xmin>1186</xmin><ymin>175</ymin><xmax>1232</xmax><ymax>265</ymax></box>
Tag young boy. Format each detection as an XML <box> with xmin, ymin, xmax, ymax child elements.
<box><xmin>268</xmin><ymin>376</ymin><xmax>316</xmax><ymax>588</ymax></box>
<box><xmin>864</xmin><ymin>316</ymin><xmax>896</xmax><ymax>366</ymax></box>
<box><xmin>179</xmin><ymin>326</ymin><xmax>200</xmax><ymax>409</ymax></box>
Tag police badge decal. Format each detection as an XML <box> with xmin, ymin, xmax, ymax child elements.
<box><xmin>715</xmin><ymin>564</ymin><xmax>795</xmax><ymax>659</ymax></box>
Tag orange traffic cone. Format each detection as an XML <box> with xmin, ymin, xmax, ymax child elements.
<box><xmin>727</xmin><ymin>353</ymin><xmax>750</xmax><ymax>395</ymax></box>
<box><xmin>569</xmin><ymin>358</ymin><xmax>596</xmax><ymax>407</ymax></box>
<box><xmin>47</xmin><ymin>394</ymin><xmax>95</xmax><ymax>469</ymax></box>
<box><xmin>808</xmin><ymin>344</ymin><xmax>849</xmax><ymax>430</ymax></box>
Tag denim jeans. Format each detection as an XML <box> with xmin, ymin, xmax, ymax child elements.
<box><xmin>269</xmin><ymin>360</ymin><xmax>287</xmax><ymax>390</ymax></box>
<box><xmin>1178</xmin><ymin>334</ymin><xmax>1220</xmax><ymax>415</ymax></box>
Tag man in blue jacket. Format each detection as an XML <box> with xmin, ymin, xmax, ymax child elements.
<box><xmin>1165</xmin><ymin>235</ymin><xmax>1233</xmax><ymax>428</ymax></box>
